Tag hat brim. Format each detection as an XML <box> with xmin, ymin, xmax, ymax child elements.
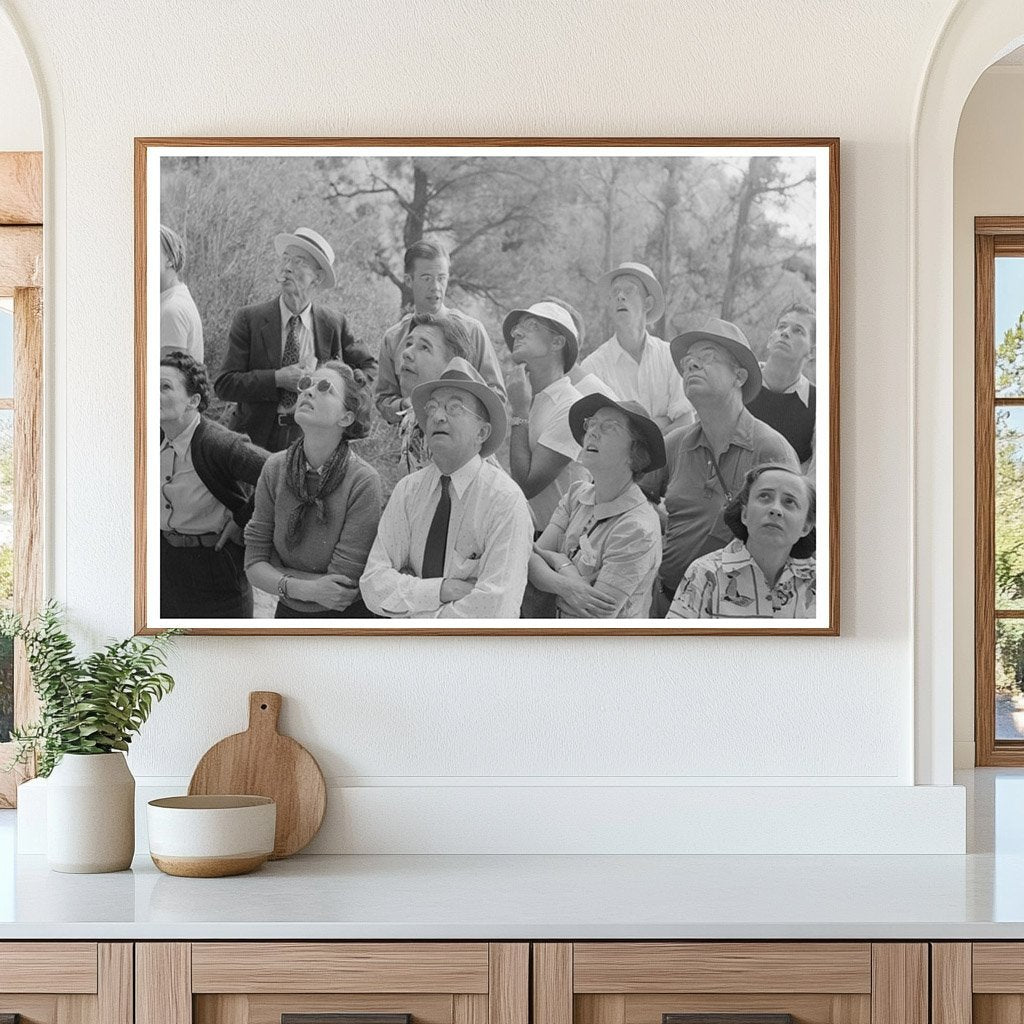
<box><xmin>501</xmin><ymin>309</ymin><xmax>579</xmax><ymax>370</ymax></box>
<box><xmin>568</xmin><ymin>393</ymin><xmax>667</xmax><ymax>473</ymax></box>
<box><xmin>669</xmin><ymin>331</ymin><xmax>763</xmax><ymax>405</ymax></box>
<box><xmin>599</xmin><ymin>268</ymin><xmax>665</xmax><ymax>323</ymax></box>
<box><xmin>274</xmin><ymin>233</ymin><xmax>337</xmax><ymax>289</ymax></box>
<box><xmin>411</xmin><ymin>378</ymin><xmax>508</xmax><ymax>459</ymax></box>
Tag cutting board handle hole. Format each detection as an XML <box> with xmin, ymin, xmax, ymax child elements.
<box><xmin>260</xmin><ymin>703</ymin><xmax>268</xmax><ymax>710</ymax></box>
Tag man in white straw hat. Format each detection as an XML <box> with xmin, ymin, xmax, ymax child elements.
<box><xmin>645</xmin><ymin>316</ymin><xmax>799</xmax><ymax>616</ymax></box>
<box><xmin>360</xmin><ymin>358</ymin><xmax>533</xmax><ymax>619</ymax></box>
<box><xmin>503</xmin><ymin>300</ymin><xmax>586</xmax><ymax>532</ymax></box>
<box><xmin>215</xmin><ymin>226</ymin><xmax>377</xmax><ymax>452</ymax></box>
<box><xmin>580</xmin><ymin>261</ymin><xmax>693</xmax><ymax>435</ymax></box>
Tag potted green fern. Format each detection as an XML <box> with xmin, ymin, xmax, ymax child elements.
<box><xmin>1</xmin><ymin>603</ymin><xmax>179</xmax><ymax>873</ymax></box>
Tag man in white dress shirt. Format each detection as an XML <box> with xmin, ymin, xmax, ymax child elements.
<box><xmin>579</xmin><ymin>261</ymin><xmax>693</xmax><ymax>435</ymax></box>
<box><xmin>360</xmin><ymin>359</ymin><xmax>533</xmax><ymax>619</ymax></box>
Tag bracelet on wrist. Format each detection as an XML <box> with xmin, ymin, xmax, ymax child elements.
<box><xmin>510</xmin><ymin>415</ymin><xmax>529</xmax><ymax>427</ymax></box>
<box><xmin>277</xmin><ymin>574</ymin><xmax>292</xmax><ymax>599</ymax></box>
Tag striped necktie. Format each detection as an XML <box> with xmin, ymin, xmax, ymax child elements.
<box><xmin>277</xmin><ymin>313</ymin><xmax>301</xmax><ymax>408</ymax></box>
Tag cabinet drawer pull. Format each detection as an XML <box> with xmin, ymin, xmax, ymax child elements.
<box><xmin>664</xmin><ymin>1016</ymin><xmax>794</xmax><ymax>1024</ymax></box>
<box><xmin>283</xmin><ymin>1016</ymin><xmax>411</xmax><ymax>1024</ymax></box>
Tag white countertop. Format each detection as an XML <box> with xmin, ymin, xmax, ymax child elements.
<box><xmin>0</xmin><ymin>768</ymin><xmax>1021</xmax><ymax>941</ymax></box>
<box><xmin>0</xmin><ymin>849</ymin><xmax>1021</xmax><ymax>940</ymax></box>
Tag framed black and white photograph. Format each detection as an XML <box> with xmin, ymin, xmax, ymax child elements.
<box><xmin>135</xmin><ymin>137</ymin><xmax>838</xmax><ymax>635</ymax></box>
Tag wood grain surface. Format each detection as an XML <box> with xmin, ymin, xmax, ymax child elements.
<box><xmin>191</xmin><ymin>942</ymin><xmax>489</xmax><ymax>994</ymax></box>
<box><xmin>136</xmin><ymin>943</ymin><xmax>192</xmax><ymax>1024</ymax></box>
<box><xmin>188</xmin><ymin>691</ymin><xmax>326</xmax><ymax>858</ymax></box>
<box><xmin>534</xmin><ymin>944</ymin><xmax>572</xmax><ymax>1024</ymax></box>
<box><xmin>0</xmin><ymin>226</ymin><xmax>41</xmax><ymax>295</ymax></box>
<box><xmin>0</xmin><ymin>943</ymin><xmax>97</xmax><ymax>993</ymax></box>
<box><xmin>573</xmin><ymin>944</ymin><xmax>872</xmax><ymax>994</ymax></box>
<box><xmin>0</xmin><ymin>153</ymin><xmax>42</xmax><ymax>225</ymax></box>
<box><xmin>869</xmin><ymin>945</ymin><xmax>927</xmax><ymax>1024</ymax></box>
<box><xmin>930</xmin><ymin>944</ymin><xmax>971</xmax><ymax>1024</ymax></box>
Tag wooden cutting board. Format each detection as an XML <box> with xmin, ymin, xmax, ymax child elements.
<box><xmin>188</xmin><ymin>691</ymin><xmax>326</xmax><ymax>859</ymax></box>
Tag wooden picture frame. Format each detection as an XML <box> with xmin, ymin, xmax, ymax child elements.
<box><xmin>135</xmin><ymin>137</ymin><xmax>839</xmax><ymax>636</ymax></box>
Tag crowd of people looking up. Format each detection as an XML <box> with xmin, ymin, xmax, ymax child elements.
<box><xmin>158</xmin><ymin>222</ymin><xmax>818</xmax><ymax>621</ymax></box>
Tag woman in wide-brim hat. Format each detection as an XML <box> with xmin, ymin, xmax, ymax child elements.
<box><xmin>526</xmin><ymin>394</ymin><xmax>665</xmax><ymax>619</ymax></box>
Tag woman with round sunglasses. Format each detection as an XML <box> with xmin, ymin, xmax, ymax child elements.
<box><xmin>526</xmin><ymin>394</ymin><xmax>665</xmax><ymax>618</ymax></box>
<box><xmin>244</xmin><ymin>361</ymin><xmax>383</xmax><ymax>618</ymax></box>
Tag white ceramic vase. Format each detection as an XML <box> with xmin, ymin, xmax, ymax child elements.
<box><xmin>46</xmin><ymin>752</ymin><xmax>135</xmax><ymax>873</ymax></box>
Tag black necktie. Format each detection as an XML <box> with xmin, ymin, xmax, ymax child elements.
<box><xmin>421</xmin><ymin>475</ymin><xmax>451</xmax><ymax>579</ymax></box>
<box><xmin>277</xmin><ymin>314</ymin><xmax>301</xmax><ymax>408</ymax></box>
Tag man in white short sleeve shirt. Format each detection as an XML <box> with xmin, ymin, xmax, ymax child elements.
<box><xmin>580</xmin><ymin>261</ymin><xmax>693</xmax><ymax>435</ymax></box>
<box><xmin>503</xmin><ymin>301</ymin><xmax>585</xmax><ymax>532</ymax></box>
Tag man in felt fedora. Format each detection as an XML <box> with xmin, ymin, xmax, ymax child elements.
<box><xmin>360</xmin><ymin>358</ymin><xmax>533</xmax><ymax>619</ymax></box>
<box><xmin>645</xmin><ymin>316</ymin><xmax>799</xmax><ymax>616</ymax></box>
<box><xmin>579</xmin><ymin>261</ymin><xmax>693</xmax><ymax>435</ymax></box>
<box><xmin>214</xmin><ymin>226</ymin><xmax>377</xmax><ymax>452</ymax></box>
<box><xmin>504</xmin><ymin>300</ymin><xmax>585</xmax><ymax>532</ymax></box>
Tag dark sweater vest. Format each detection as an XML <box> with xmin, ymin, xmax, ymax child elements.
<box><xmin>189</xmin><ymin>417</ymin><xmax>269</xmax><ymax>528</ymax></box>
<box><xmin>747</xmin><ymin>383</ymin><xmax>816</xmax><ymax>464</ymax></box>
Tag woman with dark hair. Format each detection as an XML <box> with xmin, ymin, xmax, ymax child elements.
<box><xmin>244</xmin><ymin>361</ymin><xmax>383</xmax><ymax>618</ymax></box>
<box><xmin>527</xmin><ymin>394</ymin><xmax>665</xmax><ymax>618</ymax></box>
<box><xmin>667</xmin><ymin>463</ymin><xmax>816</xmax><ymax>619</ymax></box>
<box><xmin>159</xmin><ymin>351</ymin><xmax>268</xmax><ymax>618</ymax></box>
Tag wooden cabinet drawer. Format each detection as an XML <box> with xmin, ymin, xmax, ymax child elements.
<box><xmin>534</xmin><ymin>943</ymin><xmax>927</xmax><ymax>1024</ymax></box>
<box><xmin>138</xmin><ymin>943</ymin><xmax>528</xmax><ymax>1024</ymax></box>
<box><xmin>934</xmin><ymin>942</ymin><xmax>1024</xmax><ymax>1024</ymax></box>
<box><xmin>0</xmin><ymin>943</ymin><xmax>130</xmax><ymax>1024</ymax></box>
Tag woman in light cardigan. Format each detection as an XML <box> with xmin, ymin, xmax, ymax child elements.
<box><xmin>244</xmin><ymin>361</ymin><xmax>382</xmax><ymax>618</ymax></box>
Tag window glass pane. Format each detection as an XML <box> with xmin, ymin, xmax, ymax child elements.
<box><xmin>0</xmin><ymin>410</ymin><xmax>12</xmax><ymax>743</ymax></box>
<box><xmin>997</xmin><ymin>407</ymin><xmax>1024</xmax><ymax>610</ymax></box>
<box><xmin>996</xmin><ymin>256</ymin><xmax>1024</xmax><ymax>397</ymax></box>
<box><xmin>997</xmin><ymin>620</ymin><xmax>1024</xmax><ymax>740</ymax></box>
<box><xmin>0</xmin><ymin>305</ymin><xmax>12</xmax><ymax>400</ymax></box>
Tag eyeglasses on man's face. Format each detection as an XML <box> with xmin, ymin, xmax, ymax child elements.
<box><xmin>280</xmin><ymin>252</ymin><xmax>318</xmax><ymax>272</ymax></box>
<box><xmin>298</xmin><ymin>375</ymin><xmax>341</xmax><ymax>397</ymax></box>
<box><xmin>424</xmin><ymin>397</ymin><xmax>486</xmax><ymax>422</ymax></box>
<box><xmin>510</xmin><ymin>318</ymin><xmax>555</xmax><ymax>342</ymax></box>
<box><xmin>681</xmin><ymin>348</ymin><xmax>737</xmax><ymax>373</ymax></box>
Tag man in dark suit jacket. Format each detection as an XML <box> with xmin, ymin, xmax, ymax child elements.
<box><xmin>214</xmin><ymin>227</ymin><xmax>377</xmax><ymax>452</ymax></box>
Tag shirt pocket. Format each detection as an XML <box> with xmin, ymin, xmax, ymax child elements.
<box><xmin>448</xmin><ymin>546</ymin><xmax>482</xmax><ymax>581</ymax></box>
<box><xmin>574</xmin><ymin>534</ymin><xmax>601</xmax><ymax>580</ymax></box>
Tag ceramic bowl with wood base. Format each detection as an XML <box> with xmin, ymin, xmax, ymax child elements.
<box><xmin>147</xmin><ymin>795</ymin><xmax>276</xmax><ymax>877</ymax></box>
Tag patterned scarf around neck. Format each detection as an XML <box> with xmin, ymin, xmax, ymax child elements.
<box><xmin>284</xmin><ymin>437</ymin><xmax>351</xmax><ymax>547</ymax></box>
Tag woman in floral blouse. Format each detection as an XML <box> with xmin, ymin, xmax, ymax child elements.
<box><xmin>667</xmin><ymin>463</ymin><xmax>816</xmax><ymax>619</ymax></box>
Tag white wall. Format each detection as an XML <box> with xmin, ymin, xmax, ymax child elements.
<box><xmin>0</xmin><ymin>9</ymin><xmax>40</xmax><ymax>152</ymax></box>
<box><xmin>0</xmin><ymin>0</ymin><xmax>976</xmax><ymax>852</ymax></box>
<box><xmin>952</xmin><ymin>65</ymin><xmax>1024</xmax><ymax>768</ymax></box>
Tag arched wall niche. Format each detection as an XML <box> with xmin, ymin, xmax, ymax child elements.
<box><xmin>913</xmin><ymin>0</ymin><xmax>1024</xmax><ymax>785</ymax></box>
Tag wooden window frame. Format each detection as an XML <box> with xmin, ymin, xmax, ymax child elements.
<box><xmin>0</xmin><ymin>151</ymin><xmax>44</xmax><ymax>806</ymax></box>
<box><xmin>975</xmin><ymin>217</ymin><xmax>1024</xmax><ymax>765</ymax></box>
